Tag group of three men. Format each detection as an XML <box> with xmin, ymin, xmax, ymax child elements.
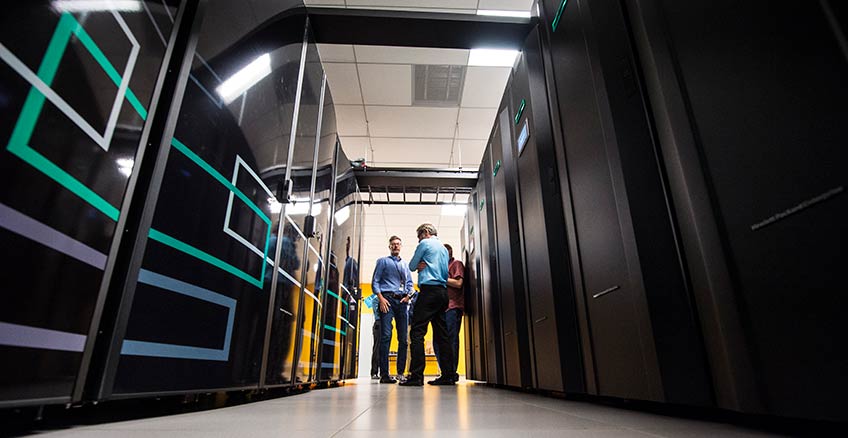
<box><xmin>370</xmin><ymin>223</ymin><xmax>464</xmax><ymax>386</ymax></box>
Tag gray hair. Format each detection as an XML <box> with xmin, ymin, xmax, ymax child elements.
<box><xmin>416</xmin><ymin>223</ymin><xmax>438</xmax><ymax>237</ymax></box>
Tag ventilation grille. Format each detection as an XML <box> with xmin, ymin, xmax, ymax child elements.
<box><xmin>413</xmin><ymin>65</ymin><xmax>466</xmax><ymax>106</ymax></box>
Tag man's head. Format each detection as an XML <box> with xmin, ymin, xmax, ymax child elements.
<box><xmin>444</xmin><ymin>243</ymin><xmax>453</xmax><ymax>259</ymax></box>
<box><xmin>416</xmin><ymin>223</ymin><xmax>438</xmax><ymax>242</ymax></box>
<box><xmin>388</xmin><ymin>235</ymin><xmax>402</xmax><ymax>256</ymax></box>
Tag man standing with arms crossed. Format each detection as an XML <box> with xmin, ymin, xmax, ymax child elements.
<box><xmin>372</xmin><ymin>236</ymin><xmax>414</xmax><ymax>383</ymax></box>
<box><xmin>434</xmin><ymin>244</ymin><xmax>464</xmax><ymax>383</ymax></box>
<box><xmin>400</xmin><ymin>224</ymin><xmax>457</xmax><ymax>386</ymax></box>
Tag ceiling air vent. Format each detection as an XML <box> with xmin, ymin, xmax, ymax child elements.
<box><xmin>413</xmin><ymin>65</ymin><xmax>466</xmax><ymax>106</ymax></box>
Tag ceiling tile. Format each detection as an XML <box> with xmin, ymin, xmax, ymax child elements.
<box><xmin>324</xmin><ymin>63</ymin><xmax>363</xmax><ymax>105</ymax></box>
<box><xmin>335</xmin><ymin>105</ymin><xmax>368</xmax><ymax>136</ymax></box>
<box><xmin>380</xmin><ymin>204</ymin><xmax>439</xmax><ymax>216</ymax></box>
<box><xmin>366</xmin><ymin>106</ymin><xmax>458</xmax><ymax>138</ymax></box>
<box><xmin>370</xmin><ymin>138</ymin><xmax>452</xmax><ymax>165</ymax></box>
<box><xmin>358</xmin><ymin>64</ymin><xmax>413</xmax><ymax>105</ymax></box>
<box><xmin>354</xmin><ymin>45</ymin><xmax>469</xmax><ymax>65</ymax></box>
<box><xmin>339</xmin><ymin>136</ymin><xmax>371</xmax><ymax>161</ymax></box>
<box><xmin>346</xmin><ymin>0</ymin><xmax>478</xmax><ymax>10</ymax></box>
<box><xmin>454</xmin><ymin>139</ymin><xmax>487</xmax><ymax>169</ymax></box>
<box><xmin>478</xmin><ymin>0</ymin><xmax>534</xmax><ymax>11</ymax></box>
<box><xmin>457</xmin><ymin>108</ymin><xmax>497</xmax><ymax>139</ymax></box>
<box><xmin>461</xmin><ymin>66</ymin><xmax>511</xmax><ymax>108</ymax></box>
<box><xmin>317</xmin><ymin>44</ymin><xmax>356</xmax><ymax>62</ymax></box>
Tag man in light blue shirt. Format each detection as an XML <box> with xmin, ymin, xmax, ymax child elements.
<box><xmin>371</xmin><ymin>236</ymin><xmax>413</xmax><ymax>383</ymax></box>
<box><xmin>399</xmin><ymin>223</ymin><xmax>456</xmax><ymax>386</ymax></box>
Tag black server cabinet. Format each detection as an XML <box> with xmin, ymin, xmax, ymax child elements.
<box><xmin>541</xmin><ymin>0</ymin><xmax>712</xmax><ymax>404</ymax></box>
<box><xmin>465</xmin><ymin>191</ymin><xmax>486</xmax><ymax>382</ymax></box>
<box><xmin>0</xmin><ymin>1</ymin><xmax>176</xmax><ymax>405</ymax></box>
<box><xmin>542</xmin><ymin>0</ymin><xmax>663</xmax><ymax>401</ymax></box>
<box><xmin>509</xmin><ymin>28</ymin><xmax>584</xmax><ymax>393</ymax></box>
<box><xmin>477</xmin><ymin>149</ymin><xmax>504</xmax><ymax>385</ymax></box>
<box><xmin>489</xmin><ymin>98</ymin><xmax>532</xmax><ymax>388</ymax></box>
<box><xmin>627</xmin><ymin>0</ymin><xmax>847</xmax><ymax>420</ymax></box>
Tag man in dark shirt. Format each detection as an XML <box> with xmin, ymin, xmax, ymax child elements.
<box><xmin>371</xmin><ymin>236</ymin><xmax>414</xmax><ymax>383</ymax></box>
<box><xmin>434</xmin><ymin>244</ymin><xmax>464</xmax><ymax>382</ymax></box>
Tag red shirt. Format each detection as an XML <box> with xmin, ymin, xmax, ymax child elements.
<box><xmin>447</xmin><ymin>258</ymin><xmax>465</xmax><ymax>310</ymax></box>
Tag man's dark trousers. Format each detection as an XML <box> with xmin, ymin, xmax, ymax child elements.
<box><xmin>433</xmin><ymin>308</ymin><xmax>463</xmax><ymax>373</ymax></box>
<box><xmin>408</xmin><ymin>285</ymin><xmax>455</xmax><ymax>382</ymax></box>
<box><xmin>379</xmin><ymin>295</ymin><xmax>408</xmax><ymax>378</ymax></box>
<box><xmin>370</xmin><ymin>318</ymin><xmax>381</xmax><ymax>376</ymax></box>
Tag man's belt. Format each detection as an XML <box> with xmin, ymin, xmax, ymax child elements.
<box><xmin>381</xmin><ymin>292</ymin><xmax>407</xmax><ymax>299</ymax></box>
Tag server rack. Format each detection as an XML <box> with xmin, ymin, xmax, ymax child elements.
<box><xmin>476</xmin><ymin>149</ymin><xmax>505</xmax><ymax>385</ymax></box>
<box><xmin>464</xmin><ymin>191</ymin><xmax>486</xmax><ymax>382</ymax></box>
<box><xmin>0</xmin><ymin>1</ymin><xmax>364</xmax><ymax>408</ymax></box>
<box><xmin>509</xmin><ymin>27</ymin><xmax>585</xmax><ymax>394</ymax></box>
<box><xmin>624</xmin><ymin>0</ymin><xmax>848</xmax><ymax>421</ymax></box>
<box><xmin>488</xmin><ymin>96</ymin><xmax>533</xmax><ymax>389</ymax></box>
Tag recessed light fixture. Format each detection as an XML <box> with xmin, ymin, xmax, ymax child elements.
<box><xmin>335</xmin><ymin>206</ymin><xmax>350</xmax><ymax>226</ymax></box>
<box><xmin>441</xmin><ymin>203</ymin><xmax>467</xmax><ymax>216</ymax></box>
<box><xmin>268</xmin><ymin>197</ymin><xmax>282</xmax><ymax>214</ymax></box>
<box><xmin>216</xmin><ymin>53</ymin><xmax>272</xmax><ymax>104</ymax></box>
<box><xmin>287</xmin><ymin>199</ymin><xmax>322</xmax><ymax>216</ymax></box>
<box><xmin>468</xmin><ymin>48</ymin><xmax>519</xmax><ymax>67</ymax></box>
<box><xmin>52</xmin><ymin>0</ymin><xmax>142</xmax><ymax>12</ymax></box>
<box><xmin>476</xmin><ymin>9</ymin><xmax>531</xmax><ymax>18</ymax></box>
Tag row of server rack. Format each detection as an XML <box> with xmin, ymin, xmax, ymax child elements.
<box><xmin>461</xmin><ymin>0</ymin><xmax>846</xmax><ymax>423</ymax></box>
<box><xmin>0</xmin><ymin>1</ymin><xmax>365</xmax><ymax>407</ymax></box>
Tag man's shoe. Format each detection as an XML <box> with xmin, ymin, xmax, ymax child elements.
<box><xmin>379</xmin><ymin>376</ymin><xmax>397</xmax><ymax>384</ymax></box>
<box><xmin>370</xmin><ymin>374</ymin><xmax>379</xmax><ymax>380</ymax></box>
<box><xmin>427</xmin><ymin>376</ymin><xmax>456</xmax><ymax>386</ymax></box>
<box><xmin>399</xmin><ymin>378</ymin><xmax>423</xmax><ymax>386</ymax></box>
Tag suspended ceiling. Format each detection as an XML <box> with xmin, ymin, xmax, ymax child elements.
<box><xmin>308</xmin><ymin>0</ymin><xmax>533</xmax><ymax>170</ymax></box>
<box><xmin>306</xmin><ymin>1</ymin><xmax>531</xmax><ymax>282</ymax></box>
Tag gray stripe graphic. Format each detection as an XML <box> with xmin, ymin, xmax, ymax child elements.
<box><xmin>0</xmin><ymin>202</ymin><xmax>107</xmax><ymax>269</ymax></box>
<box><xmin>0</xmin><ymin>321</ymin><xmax>86</xmax><ymax>352</ymax></box>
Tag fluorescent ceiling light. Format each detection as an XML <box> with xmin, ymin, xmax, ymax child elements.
<box><xmin>441</xmin><ymin>203</ymin><xmax>467</xmax><ymax>216</ymax></box>
<box><xmin>287</xmin><ymin>199</ymin><xmax>322</xmax><ymax>216</ymax></box>
<box><xmin>116</xmin><ymin>158</ymin><xmax>134</xmax><ymax>177</ymax></box>
<box><xmin>335</xmin><ymin>206</ymin><xmax>350</xmax><ymax>226</ymax></box>
<box><xmin>468</xmin><ymin>49</ymin><xmax>519</xmax><ymax>67</ymax></box>
<box><xmin>268</xmin><ymin>197</ymin><xmax>282</xmax><ymax>214</ymax></box>
<box><xmin>216</xmin><ymin>53</ymin><xmax>272</xmax><ymax>104</ymax></box>
<box><xmin>476</xmin><ymin>9</ymin><xmax>531</xmax><ymax>18</ymax></box>
<box><xmin>52</xmin><ymin>0</ymin><xmax>143</xmax><ymax>12</ymax></box>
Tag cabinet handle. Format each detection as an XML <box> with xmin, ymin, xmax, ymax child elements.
<box><xmin>593</xmin><ymin>285</ymin><xmax>621</xmax><ymax>299</ymax></box>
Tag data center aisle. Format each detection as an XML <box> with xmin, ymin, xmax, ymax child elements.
<box><xmin>32</xmin><ymin>379</ymin><xmax>781</xmax><ymax>437</ymax></box>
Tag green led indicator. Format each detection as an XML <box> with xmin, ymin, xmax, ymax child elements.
<box><xmin>514</xmin><ymin>99</ymin><xmax>526</xmax><ymax>124</ymax></box>
<box><xmin>552</xmin><ymin>0</ymin><xmax>568</xmax><ymax>32</ymax></box>
<box><xmin>479</xmin><ymin>199</ymin><xmax>485</xmax><ymax>211</ymax></box>
<box><xmin>493</xmin><ymin>160</ymin><xmax>502</xmax><ymax>176</ymax></box>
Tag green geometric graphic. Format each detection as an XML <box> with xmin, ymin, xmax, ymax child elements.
<box><xmin>4</xmin><ymin>12</ymin><xmax>270</xmax><ymax>288</ymax></box>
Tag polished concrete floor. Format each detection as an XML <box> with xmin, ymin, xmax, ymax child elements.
<box><xmin>32</xmin><ymin>378</ymin><xmax>784</xmax><ymax>437</ymax></box>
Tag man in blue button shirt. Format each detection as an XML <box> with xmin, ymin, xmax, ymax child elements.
<box><xmin>400</xmin><ymin>223</ymin><xmax>456</xmax><ymax>386</ymax></box>
<box><xmin>371</xmin><ymin>235</ymin><xmax>414</xmax><ymax>384</ymax></box>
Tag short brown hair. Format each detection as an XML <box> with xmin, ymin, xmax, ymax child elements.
<box><xmin>389</xmin><ymin>235</ymin><xmax>402</xmax><ymax>244</ymax></box>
